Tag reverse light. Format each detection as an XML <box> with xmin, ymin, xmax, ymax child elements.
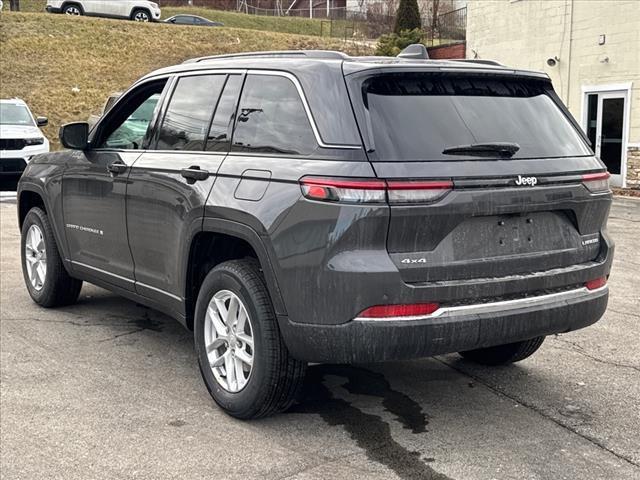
<box><xmin>582</xmin><ymin>172</ymin><xmax>610</xmax><ymax>193</ymax></box>
<box><xmin>585</xmin><ymin>276</ymin><xmax>607</xmax><ymax>290</ymax></box>
<box><xmin>386</xmin><ymin>180</ymin><xmax>453</xmax><ymax>204</ymax></box>
<box><xmin>299</xmin><ymin>177</ymin><xmax>453</xmax><ymax>204</ymax></box>
<box><xmin>358</xmin><ymin>303</ymin><xmax>440</xmax><ymax>318</ymax></box>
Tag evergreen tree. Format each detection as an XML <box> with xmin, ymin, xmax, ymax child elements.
<box><xmin>394</xmin><ymin>0</ymin><xmax>422</xmax><ymax>34</ymax></box>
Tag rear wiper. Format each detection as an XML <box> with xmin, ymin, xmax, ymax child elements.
<box><xmin>442</xmin><ymin>142</ymin><xmax>520</xmax><ymax>158</ymax></box>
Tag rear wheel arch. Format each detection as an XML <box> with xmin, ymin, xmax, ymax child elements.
<box><xmin>184</xmin><ymin>220</ymin><xmax>286</xmax><ymax>330</ymax></box>
<box><xmin>131</xmin><ymin>7</ymin><xmax>151</xmax><ymax>20</ymax></box>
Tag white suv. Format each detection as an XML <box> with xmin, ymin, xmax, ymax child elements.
<box><xmin>46</xmin><ymin>0</ymin><xmax>161</xmax><ymax>22</ymax></box>
<box><xmin>0</xmin><ymin>99</ymin><xmax>50</xmax><ymax>179</ymax></box>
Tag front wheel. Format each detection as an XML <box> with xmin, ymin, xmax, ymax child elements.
<box><xmin>194</xmin><ymin>259</ymin><xmax>306</xmax><ymax>419</ymax></box>
<box><xmin>131</xmin><ymin>9</ymin><xmax>150</xmax><ymax>21</ymax></box>
<box><xmin>21</xmin><ymin>207</ymin><xmax>83</xmax><ymax>307</ymax></box>
<box><xmin>459</xmin><ymin>336</ymin><xmax>545</xmax><ymax>365</ymax></box>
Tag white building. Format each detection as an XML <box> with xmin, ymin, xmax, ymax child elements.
<box><xmin>467</xmin><ymin>0</ymin><xmax>640</xmax><ymax>188</ymax></box>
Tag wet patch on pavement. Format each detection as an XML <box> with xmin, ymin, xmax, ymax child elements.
<box><xmin>290</xmin><ymin>365</ymin><xmax>451</xmax><ymax>480</ymax></box>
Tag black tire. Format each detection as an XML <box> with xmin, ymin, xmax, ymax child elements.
<box><xmin>21</xmin><ymin>207</ymin><xmax>83</xmax><ymax>308</ymax></box>
<box><xmin>194</xmin><ymin>259</ymin><xmax>306</xmax><ymax>419</ymax></box>
<box><xmin>62</xmin><ymin>3</ymin><xmax>83</xmax><ymax>15</ymax></box>
<box><xmin>459</xmin><ymin>336</ymin><xmax>545</xmax><ymax>366</ymax></box>
<box><xmin>131</xmin><ymin>8</ymin><xmax>150</xmax><ymax>21</ymax></box>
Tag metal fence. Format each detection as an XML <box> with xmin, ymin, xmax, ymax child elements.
<box><xmin>158</xmin><ymin>0</ymin><xmax>466</xmax><ymax>44</ymax></box>
<box><xmin>435</xmin><ymin>6</ymin><xmax>466</xmax><ymax>43</ymax></box>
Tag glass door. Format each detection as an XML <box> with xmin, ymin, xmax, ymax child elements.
<box><xmin>584</xmin><ymin>90</ymin><xmax>627</xmax><ymax>187</ymax></box>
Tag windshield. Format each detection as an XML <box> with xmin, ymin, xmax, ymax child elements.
<box><xmin>357</xmin><ymin>73</ymin><xmax>592</xmax><ymax>161</ymax></box>
<box><xmin>0</xmin><ymin>103</ymin><xmax>35</xmax><ymax>126</ymax></box>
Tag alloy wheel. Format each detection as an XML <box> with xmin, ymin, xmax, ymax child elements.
<box><xmin>25</xmin><ymin>224</ymin><xmax>47</xmax><ymax>291</ymax></box>
<box><xmin>134</xmin><ymin>11</ymin><xmax>149</xmax><ymax>21</ymax></box>
<box><xmin>205</xmin><ymin>290</ymin><xmax>254</xmax><ymax>393</ymax></box>
<box><xmin>64</xmin><ymin>6</ymin><xmax>80</xmax><ymax>15</ymax></box>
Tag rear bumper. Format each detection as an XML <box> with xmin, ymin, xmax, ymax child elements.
<box><xmin>279</xmin><ymin>285</ymin><xmax>609</xmax><ymax>363</ymax></box>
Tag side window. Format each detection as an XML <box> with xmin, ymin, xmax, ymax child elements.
<box><xmin>157</xmin><ymin>75</ymin><xmax>225</xmax><ymax>151</ymax></box>
<box><xmin>98</xmin><ymin>81</ymin><xmax>166</xmax><ymax>150</ymax></box>
<box><xmin>231</xmin><ymin>74</ymin><xmax>318</xmax><ymax>155</ymax></box>
<box><xmin>206</xmin><ymin>75</ymin><xmax>242</xmax><ymax>152</ymax></box>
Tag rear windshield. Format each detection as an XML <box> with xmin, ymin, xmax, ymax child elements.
<box><xmin>357</xmin><ymin>73</ymin><xmax>591</xmax><ymax>161</ymax></box>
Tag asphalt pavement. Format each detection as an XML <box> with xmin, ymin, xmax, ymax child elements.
<box><xmin>1</xmin><ymin>196</ymin><xmax>639</xmax><ymax>480</ymax></box>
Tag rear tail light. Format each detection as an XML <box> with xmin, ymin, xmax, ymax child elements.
<box><xmin>358</xmin><ymin>303</ymin><xmax>440</xmax><ymax>318</ymax></box>
<box><xmin>300</xmin><ymin>177</ymin><xmax>452</xmax><ymax>204</ymax></box>
<box><xmin>582</xmin><ymin>172</ymin><xmax>610</xmax><ymax>193</ymax></box>
<box><xmin>585</xmin><ymin>276</ymin><xmax>607</xmax><ymax>290</ymax></box>
<box><xmin>299</xmin><ymin>177</ymin><xmax>386</xmax><ymax>203</ymax></box>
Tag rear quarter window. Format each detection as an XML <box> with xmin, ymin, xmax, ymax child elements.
<box><xmin>231</xmin><ymin>74</ymin><xmax>317</xmax><ymax>156</ymax></box>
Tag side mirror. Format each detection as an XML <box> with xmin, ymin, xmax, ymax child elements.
<box><xmin>59</xmin><ymin>122</ymin><xmax>89</xmax><ymax>150</ymax></box>
<box><xmin>36</xmin><ymin>116</ymin><xmax>48</xmax><ymax>127</ymax></box>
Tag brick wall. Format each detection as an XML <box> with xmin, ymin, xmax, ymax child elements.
<box><xmin>627</xmin><ymin>147</ymin><xmax>640</xmax><ymax>189</ymax></box>
<box><xmin>427</xmin><ymin>42</ymin><xmax>465</xmax><ymax>59</ymax></box>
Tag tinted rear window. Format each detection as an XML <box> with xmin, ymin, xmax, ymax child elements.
<box><xmin>358</xmin><ymin>74</ymin><xmax>591</xmax><ymax>161</ymax></box>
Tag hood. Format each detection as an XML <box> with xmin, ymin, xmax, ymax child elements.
<box><xmin>0</xmin><ymin>125</ymin><xmax>44</xmax><ymax>139</ymax></box>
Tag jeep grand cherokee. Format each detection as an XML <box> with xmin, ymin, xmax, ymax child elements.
<box><xmin>17</xmin><ymin>48</ymin><xmax>613</xmax><ymax>419</ymax></box>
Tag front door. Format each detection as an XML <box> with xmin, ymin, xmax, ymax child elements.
<box><xmin>63</xmin><ymin>79</ymin><xmax>169</xmax><ymax>290</ymax></box>
<box><xmin>584</xmin><ymin>90</ymin><xmax>628</xmax><ymax>187</ymax></box>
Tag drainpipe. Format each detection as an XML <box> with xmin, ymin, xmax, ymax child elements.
<box><xmin>566</xmin><ymin>0</ymin><xmax>574</xmax><ymax>106</ymax></box>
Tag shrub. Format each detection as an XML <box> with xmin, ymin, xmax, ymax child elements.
<box><xmin>394</xmin><ymin>0</ymin><xmax>421</xmax><ymax>34</ymax></box>
<box><xmin>375</xmin><ymin>29</ymin><xmax>424</xmax><ymax>57</ymax></box>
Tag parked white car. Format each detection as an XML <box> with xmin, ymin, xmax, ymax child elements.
<box><xmin>0</xmin><ymin>99</ymin><xmax>50</xmax><ymax>178</ymax></box>
<box><xmin>46</xmin><ymin>0</ymin><xmax>161</xmax><ymax>22</ymax></box>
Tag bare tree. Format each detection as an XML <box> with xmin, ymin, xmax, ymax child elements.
<box><xmin>10</xmin><ymin>0</ymin><xmax>20</xmax><ymax>11</ymax></box>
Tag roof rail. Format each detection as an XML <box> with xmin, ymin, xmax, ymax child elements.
<box><xmin>455</xmin><ymin>59</ymin><xmax>506</xmax><ymax>67</ymax></box>
<box><xmin>183</xmin><ymin>50</ymin><xmax>349</xmax><ymax>64</ymax></box>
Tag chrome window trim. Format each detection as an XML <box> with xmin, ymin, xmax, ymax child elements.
<box><xmin>246</xmin><ymin>69</ymin><xmax>362</xmax><ymax>150</ymax></box>
<box><xmin>354</xmin><ymin>285</ymin><xmax>608</xmax><ymax>322</ymax></box>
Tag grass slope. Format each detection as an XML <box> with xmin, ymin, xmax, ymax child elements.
<box><xmin>15</xmin><ymin>0</ymin><xmax>341</xmax><ymax>37</ymax></box>
<box><xmin>0</xmin><ymin>12</ymin><xmax>371</xmax><ymax>149</ymax></box>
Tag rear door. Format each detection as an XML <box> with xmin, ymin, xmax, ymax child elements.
<box><xmin>125</xmin><ymin>71</ymin><xmax>243</xmax><ymax>317</ymax></box>
<box><xmin>349</xmin><ymin>71</ymin><xmax>609</xmax><ymax>284</ymax></box>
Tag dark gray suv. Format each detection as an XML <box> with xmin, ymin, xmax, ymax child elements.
<box><xmin>17</xmin><ymin>49</ymin><xmax>614</xmax><ymax>419</ymax></box>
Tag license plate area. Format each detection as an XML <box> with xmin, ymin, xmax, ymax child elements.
<box><xmin>460</xmin><ymin>212</ymin><xmax>576</xmax><ymax>257</ymax></box>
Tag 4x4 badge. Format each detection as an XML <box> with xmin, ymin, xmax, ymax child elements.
<box><xmin>401</xmin><ymin>258</ymin><xmax>427</xmax><ymax>264</ymax></box>
<box><xmin>515</xmin><ymin>175</ymin><xmax>538</xmax><ymax>186</ymax></box>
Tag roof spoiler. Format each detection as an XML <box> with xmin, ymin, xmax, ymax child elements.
<box><xmin>397</xmin><ymin>44</ymin><xmax>429</xmax><ymax>60</ymax></box>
